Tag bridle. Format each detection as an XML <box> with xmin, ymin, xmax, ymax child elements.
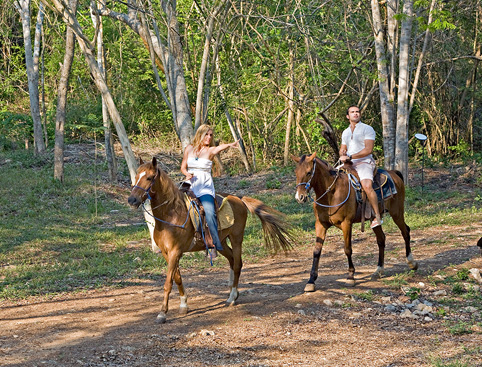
<box><xmin>131</xmin><ymin>169</ymin><xmax>159</xmax><ymax>202</ymax></box>
<box><xmin>296</xmin><ymin>159</ymin><xmax>352</xmax><ymax>208</ymax></box>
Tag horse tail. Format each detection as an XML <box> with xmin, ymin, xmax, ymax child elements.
<box><xmin>239</xmin><ymin>196</ymin><xmax>294</xmax><ymax>254</ymax></box>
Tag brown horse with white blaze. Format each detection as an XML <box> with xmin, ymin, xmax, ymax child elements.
<box><xmin>128</xmin><ymin>157</ymin><xmax>292</xmax><ymax>323</ymax></box>
<box><xmin>293</xmin><ymin>153</ymin><xmax>418</xmax><ymax>291</ymax></box>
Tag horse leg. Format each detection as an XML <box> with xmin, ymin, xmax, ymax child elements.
<box><xmin>392</xmin><ymin>214</ymin><xmax>418</xmax><ymax>271</ymax></box>
<box><xmin>371</xmin><ymin>226</ymin><xmax>386</xmax><ymax>279</ymax></box>
<box><xmin>341</xmin><ymin>222</ymin><xmax>356</xmax><ymax>286</ymax></box>
<box><xmin>305</xmin><ymin>222</ymin><xmax>328</xmax><ymax>292</ymax></box>
<box><xmin>157</xmin><ymin>253</ymin><xmax>181</xmax><ymax>324</ymax></box>
<box><xmin>225</xmin><ymin>235</ymin><xmax>243</xmax><ymax>305</ymax></box>
<box><xmin>172</xmin><ymin>266</ymin><xmax>188</xmax><ymax>315</ymax></box>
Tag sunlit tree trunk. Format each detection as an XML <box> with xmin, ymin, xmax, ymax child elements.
<box><xmin>54</xmin><ymin>0</ymin><xmax>77</xmax><ymax>182</ymax></box>
<box><xmin>395</xmin><ymin>0</ymin><xmax>414</xmax><ymax>183</ymax></box>
<box><xmin>370</xmin><ymin>0</ymin><xmax>395</xmax><ymax>169</ymax></box>
<box><xmin>15</xmin><ymin>0</ymin><xmax>46</xmax><ymax>154</ymax></box>
<box><xmin>91</xmin><ymin>1</ymin><xmax>117</xmax><ymax>182</ymax></box>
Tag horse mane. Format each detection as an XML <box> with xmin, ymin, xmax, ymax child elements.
<box><xmin>156</xmin><ymin>168</ymin><xmax>186</xmax><ymax>212</ymax></box>
<box><xmin>314</xmin><ymin>156</ymin><xmax>337</xmax><ymax>176</ymax></box>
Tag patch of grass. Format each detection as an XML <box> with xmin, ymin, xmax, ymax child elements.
<box><xmin>429</xmin><ymin>355</ymin><xmax>474</xmax><ymax>367</ymax></box>
<box><xmin>444</xmin><ymin>320</ymin><xmax>473</xmax><ymax>335</ymax></box>
<box><xmin>382</xmin><ymin>271</ymin><xmax>412</xmax><ymax>288</ymax></box>
<box><xmin>354</xmin><ymin>290</ymin><xmax>374</xmax><ymax>302</ymax></box>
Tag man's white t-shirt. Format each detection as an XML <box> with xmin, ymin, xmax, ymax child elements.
<box><xmin>341</xmin><ymin>121</ymin><xmax>376</xmax><ymax>162</ymax></box>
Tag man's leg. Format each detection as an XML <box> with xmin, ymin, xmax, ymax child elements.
<box><xmin>198</xmin><ymin>194</ymin><xmax>223</xmax><ymax>251</ymax></box>
<box><xmin>361</xmin><ymin>179</ymin><xmax>382</xmax><ymax>227</ymax></box>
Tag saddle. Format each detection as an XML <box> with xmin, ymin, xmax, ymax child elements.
<box><xmin>179</xmin><ymin>181</ymin><xmax>234</xmax><ymax>249</ymax></box>
<box><xmin>342</xmin><ymin>163</ymin><xmax>398</xmax><ymax>232</ymax></box>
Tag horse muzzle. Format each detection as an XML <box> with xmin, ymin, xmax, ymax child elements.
<box><xmin>295</xmin><ymin>190</ymin><xmax>308</xmax><ymax>203</ymax></box>
<box><xmin>128</xmin><ymin>195</ymin><xmax>142</xmax><ymax>208</ymax></box>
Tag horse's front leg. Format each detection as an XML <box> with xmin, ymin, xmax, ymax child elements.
<box><xmin>341</xmin><ymin>221</ymin><xmax>355</xmax><ymax>286</ymax></box>
<box><xmin>372</xmin><ymin>226</ymin><xmax>386</xmax><ymax>279</ymax></box>
<box><xmin>157</xmin><ymin>252</ymin><xmax>182</xmax><ymax>324</ymax></box>
<box><xmin>305</xmin><ymin>221</ymin><xmax>329</xmax><ymax>292</ymax></box>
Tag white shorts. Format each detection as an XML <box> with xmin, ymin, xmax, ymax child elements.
<box><xmin>352</xmin><ymin>158</ymin><xmax>376</xmax><ymax>181</ymax></box>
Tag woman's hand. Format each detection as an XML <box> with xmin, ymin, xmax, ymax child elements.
<box><xmin>230</xmin><ymin>139</ymin><xmax>240</xmax><ymax>148</ymax></box>
<box><xmin>184</xmin><ymin>172</ymin><xmax>194</xmax><ymax>181</ymax></box>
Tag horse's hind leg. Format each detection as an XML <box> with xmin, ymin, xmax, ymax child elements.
<box><xmin>225</xmin><ymin>234</ymin><xmax>243</xmax><ymax>306</ymax></box>
<box><xmin>372</xmin><ymin>226</ymin><xmax>386</xmax><ymax>279</ymax></box>
<box><xmin>341</xmin><ymin>222</ymin><xmax>356</xmax><ymax>286</ymax></box>
<box><xmin>392</xmin><ymin>214</ymin><xmax>418</xmax><ymax>271</ymax></box>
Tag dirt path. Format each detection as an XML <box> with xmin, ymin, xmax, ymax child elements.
<box><xmin>2</xmin><ymin>223</ymin><xmax>481</xmax><ymax>367</ymax></box>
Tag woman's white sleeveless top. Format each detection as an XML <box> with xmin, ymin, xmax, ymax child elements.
<box><xmin>187</xmin><ymin>157</ymin><xmax>215</xmax><ymax>198</ymax></box>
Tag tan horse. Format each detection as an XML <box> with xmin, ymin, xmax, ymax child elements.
<box><xmin>293</xmin><ymin>153</ymin><xmax>418</xmax><ymax>291</ymax></box>
<box><xmin>128</xmin><ymin>157</ymin><xmax>292</xmax><ymax>323</ymax></box>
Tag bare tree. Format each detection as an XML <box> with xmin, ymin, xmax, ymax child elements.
<box><xmin>91</xmin><ymin>1</ymin><xmax>117</xmax><ymax>182</ymax></box>
<box><xmin>54</xmin><ymin>0</ymin><xmax>77</xmax><ymax>182</ymax></box>
<box><xmin>394</xmin><ymin>0</ymin><xmax>414</xmax><ymax>181</ymax></box>
<box><xmin>15</xmin><ymin>0</ymin><xmax>46</xmax><ymax>154</ymax></box>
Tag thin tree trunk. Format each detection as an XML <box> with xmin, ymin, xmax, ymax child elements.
<box><xmin>371</xmin><ymin>0</ymin><xmax>395</xmax><ymax>169</ymax></box>
<box><xmin>54</xmin><ymin>0</ymin><xmax>78</xmax><ymax>182</ymax></box>
<box><xmin>215</xmin><ymin>56</ymin><xmax>251</xmax><ymax>173</ymax></box>
<box><xmin>395</xmin><ymin>0</ymin><xmax>414</xmax><ymax>183</ymax></box>
<box><xmin>91</xmin><ymin>1</ymin><xmax>117</xmax><ymax>182</ymax></box>
<box><xmin>15</xmin><ymin>0</ymin><xmax>46</xmax><ymax>154</ymax></box>
<box><xmin>409</xmin><ymin>0</ymin><xmax>436</xmax><ymax>114</ymax></box>
<box><xmin>283</xmin><ymin>43</ymin><xmax>295</xmax><ymax>166</ymax></box>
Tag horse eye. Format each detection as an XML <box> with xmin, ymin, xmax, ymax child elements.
<box><xmin>147</xmin><ymin>176</ymin><xmax>153</xmax><ymax>181</ymax></box>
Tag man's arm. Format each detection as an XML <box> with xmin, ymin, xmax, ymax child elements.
<box><xmin>351</xmin><ymin>139</ymin><xmax>374</xmax><ymax>159</ymax></box>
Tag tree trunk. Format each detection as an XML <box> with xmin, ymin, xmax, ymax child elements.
<box><xmin>283</xmin><ymin>41</ymin><xmax>295</xmax><ymax>166</ymax></box>
<box><xmin>91</xmin><ymin>2</ymin><xmax>117</xmax><ymax>182</ymax></box>
<box><xmin>395</xmin><ymin>0</ymin><xmax>414</xmax><ymax>183</ymax></box>
<box><xmin>54</xmin><ymin>0</ymin><xmax>77</xmax><ymax>182</ymax></box>
<box><xmin>371</xmin><ymin>0</ymin><xmax>395</xmax><ymax>169</ymax></box>
<box><xmin>15</xmin><ymin>0</ymin><xmax>46</xmax><ymax>154</ymax></box>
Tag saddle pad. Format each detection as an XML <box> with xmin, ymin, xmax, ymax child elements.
<box><xmin>184</xmin><ymin>194</ymin><xmax>235</xmax><ymax>231</ymax></box>
<box><xmin>375</xmin><ymin>169</ymin><xmax>397</xmax><ymax>201</ymax></box>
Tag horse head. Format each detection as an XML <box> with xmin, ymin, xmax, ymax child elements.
<box><xmin>292</xmin><ymin>152</ymin><xmax>317</xmax><ymax>203</ymax></box>
<box><xmin>128</xmin><ymin>157</ymin><xmax>159</xmax><ymax>208</ymax></box>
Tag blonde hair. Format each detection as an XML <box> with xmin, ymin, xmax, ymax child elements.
<box><xmin>192</xmin><ymin>124</ymin><xmax>214</xmax><ymax>154</ymax></box>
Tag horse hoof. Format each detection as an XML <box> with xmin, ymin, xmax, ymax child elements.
<box><xmin>156</xmin><ymin>312</ymin><xmax>167</xmax><ymax>324</ymax></box>
<box><xmin>179</xmin><ymin>306</ymin><xmax>188</xmax><ymax>315</ymax></box>
<box><xmin>345</xmin><ymin>278</ymin><xmax>356</xmax><ymax>287</ymax></box>
<box><xmin>409</xmin><ymin>261</ymin><xmax>419</xmax><ymax>271</ymax></box>
<box><xmin>226</xmin><ymin>300</ymin><xmax>237</xmax><ymax>307</ymax></box>
<box><xmin>304</xmin><ymin>283</ymin><xmax>316</xmax><ymax>292</ymax></box>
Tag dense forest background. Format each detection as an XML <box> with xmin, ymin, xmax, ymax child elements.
<box><xmin>1</xmin><ymin>0</ymin><xmax>481</xmax><ymax>179</ymax></box>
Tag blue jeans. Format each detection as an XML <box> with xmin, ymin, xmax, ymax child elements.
<box><xmin>198</xmin><ymin>194</ymin><xmax>223</xmax><ymax>251</ymax></box>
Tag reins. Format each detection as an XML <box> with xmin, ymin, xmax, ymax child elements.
<box><xmin>296</xmin><ymin>159</ymin><xmax>352</xmax><ymax>208</ymax></box>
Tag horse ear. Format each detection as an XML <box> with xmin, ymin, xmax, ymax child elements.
<box><xmin>152</xmin><ymin>156</ymin><xmax>157</xmax><ymax>169</ymax></box>
<box><xmin>139</xmin><ymin>157</ymin><xmax>144</xmax><ymax>165</ymax></box>
<box><xmin>307</xmin><ymin>152</ymin><xmax>317</xmax><ymax>162</ymax></box>
<box><xmin>291</xmin><ymin>154</ymin><xmax>300</xmax><ymax>163</ymax></box>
